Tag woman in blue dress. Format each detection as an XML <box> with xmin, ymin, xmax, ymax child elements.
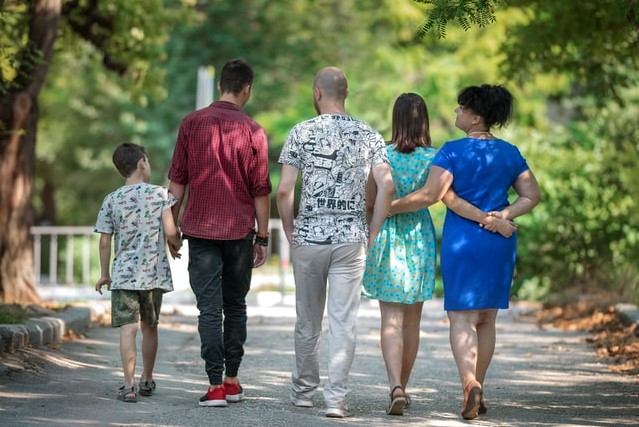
<box><xmin>389</xmin><ymin>85</ymin><xmax>540</xmax><ymax>420</ymax></box>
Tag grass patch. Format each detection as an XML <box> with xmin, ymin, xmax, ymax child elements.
<box><xmin>0</xmin><ymin>304</ymin><xmax>29</xmax><ymax>324</ymax></box>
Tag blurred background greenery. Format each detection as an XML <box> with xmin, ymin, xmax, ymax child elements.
<box><xmin>3</xmin><ymin>0</ymin><xmax>638</xmax><ymax>304</ymax></box>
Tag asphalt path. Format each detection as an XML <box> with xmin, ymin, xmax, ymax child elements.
<box><xmin>0</xmin><ymin>296</ymin><xmax>637</xmax><ymax>427</ymax></box>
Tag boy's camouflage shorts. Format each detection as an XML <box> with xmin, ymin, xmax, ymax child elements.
<box><xmin>111</xmin><ymin>289</ymin><xmax>163</xmax><ymax>327</ymax></box>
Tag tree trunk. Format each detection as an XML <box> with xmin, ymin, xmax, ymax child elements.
<box><xmin>0</xmin><ymin>93</ymin><xmax>39</xmax><ymax>304</ymax></box>
<box><xmin>0</xmin><ymin>0</ymin><xmax>61</xmax><ymax>304</ymax></box>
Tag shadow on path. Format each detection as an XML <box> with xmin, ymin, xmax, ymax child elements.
<box><xmin>0</xmin><ymin>298</ymin><xmax>637</xmax><ymax>427</ymax></box>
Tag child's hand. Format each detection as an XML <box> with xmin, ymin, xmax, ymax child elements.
<box><xmin>168</xmin><ymin>238</ymin><xmax>182</xmax><ymax>259</ymax></box>
<box><xmin>95</xmin><ymin>277</ymin><xmax>111</xmax><ymax>295</ymax></box>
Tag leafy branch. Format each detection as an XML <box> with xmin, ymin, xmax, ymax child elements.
<box><xmin>414</xmin><ymin>0</ymin><xmax>502</xmax><ymax>38</ymax></box>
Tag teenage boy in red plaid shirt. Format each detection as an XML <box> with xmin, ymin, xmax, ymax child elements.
<box><xmin>168</xmin><ymin>59</ymin><xmax>272</xmax><ymax>407</ymax></box>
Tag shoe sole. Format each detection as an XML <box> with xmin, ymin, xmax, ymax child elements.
<box><xmin>325</xmin><ymin>409</ymin><xmax>350</xmax><ymax>418</ymax></box>
<box><xmin>199</xmin><ymin>400</ymin><xmax>228</xmax><ymax>407</ymax></box>
<box><xmin>325</xmin><ymin>412</ymin><xmax>344</xmax><ymax>418</ymax></box>
<box><xmin>290</xmin><ymin>395</ymin><xmax>314</xmax><ymax>408</ymax></box>
<box><xmin>386</xmin><ymin>396</ymin><xmax>406</xmax><ymax>416</ymax></box>
<box><xmin>226</xmin><ymin>393</ymin><xmax>244</xmax><ymax>403</ymax></box>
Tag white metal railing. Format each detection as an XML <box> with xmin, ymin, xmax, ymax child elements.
<box><xmin>31</xmin><ymin>219</ymin><xmax>290</xmax><ymax>289</ymax></box>
<box><xmin>31</xmin><ymin>226</ymin><xmax>95</xmax><ymax>286</ymax></box>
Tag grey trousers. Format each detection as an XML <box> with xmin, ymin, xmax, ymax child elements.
<box><xmin>290</xmin><ymin>243</ymin><xmax>367</xmax><ymax>409</ymax></box>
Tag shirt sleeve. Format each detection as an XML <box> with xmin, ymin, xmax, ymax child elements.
<box><xmin>94</xmin><ymin>196</ymin><xmax>114</xmax><ymax>235</ymax></box>
<box><xmin>371</xmin><ymin>132</ymin><xmax>389</xmax><ymax>165</ymax></box>
<box><xmin>249</xmin><ymin>126</ymin><xmax>272</xmax><ymax>197</ymax></box>
<box><xmin>278</xmin><ymin>126</ymin><xmax>303</xmax><ymax>169</ymax></box>
<box><xmin>168</xmin><ymin>120</ymin><xmax>190</xmax><ymax>184</ymax></box>
<box><xmin>162</xmin><ymin>188</ymin><xmax>178</xmax><ymax>212</ymax></box>
<box><xmin>432</xmin><ymin>142</ymin><xmax>453</xmax><ymax>173</ymax></box>
<box><xmin>512</xmin><ymin>145</ymin><xmax>530</xmax><ymax>177</ymax></box>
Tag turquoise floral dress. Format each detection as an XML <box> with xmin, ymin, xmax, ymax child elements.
<box><xmin>363</xmin><ymin>145</ymin><xmax>437</xmax><ymax>304</ymax></box>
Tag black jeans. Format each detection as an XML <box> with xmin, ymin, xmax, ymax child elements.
<box><xmin>186</xmin><ymin>233</ymin><xmax>253</xmax><ymax>385</ymax></box>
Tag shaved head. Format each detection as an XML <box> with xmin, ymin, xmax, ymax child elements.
<box><xmin>313</xmin><ymin>67</ymin><xmax>348</xmax><ymax>100</ymax></box>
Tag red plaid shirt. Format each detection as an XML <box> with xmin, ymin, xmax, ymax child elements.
<box><xmin>168</xmin><ymin>101</ymin><xmax>272</xmax><ymax>240</ymax></box>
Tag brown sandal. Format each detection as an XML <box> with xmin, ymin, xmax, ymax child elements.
<box><xmin>461</xmin><ymin>380</ymin><xmax>481</xmax><ymax>419</ymax></box>
<box><xmin>386</xmin><ymin>385</ymin><xmax>406</xmax><ymax>416</ymax></box>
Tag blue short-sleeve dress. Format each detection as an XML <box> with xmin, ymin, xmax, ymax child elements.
<box><xmin>433</xmin><ymin>137</ymin><xmax>529</xmax><ymax>310</ymax></box>
<box><xmin>363</xmin><ymin>145</ymin><xmax>437</xmax><ymax>304</ymax></box>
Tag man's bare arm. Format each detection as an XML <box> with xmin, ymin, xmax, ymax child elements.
<box><xmin>368</xmin><ymin>162</ymin><xmax>394</xmax><ymax>247</ymax></box>
<box><xmin>276</xmin><ymin>164</ymin><xmax>298</xmax><ymax>244</ymax></box>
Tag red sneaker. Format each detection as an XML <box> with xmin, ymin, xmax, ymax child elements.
<box><xmin>224</xmin><ymin>382</ymin><xmax>244</xmax><ymax>402</ymax></box>
<box><xmin>199</xmin><ymin>385</ymin><xmax>227</xmax><ymax>407</ymax></box>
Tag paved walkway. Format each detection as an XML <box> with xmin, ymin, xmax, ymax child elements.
<box><xmin>0</xmin><ymin>295</ymin><xmax>637</xmax><ymax>427</ymax></box>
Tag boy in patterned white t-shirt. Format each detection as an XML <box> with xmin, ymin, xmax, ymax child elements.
<box><xmin>95</xmin><ymin>143</ymin><xmax>182</xmax><ymax>403</ymax></box>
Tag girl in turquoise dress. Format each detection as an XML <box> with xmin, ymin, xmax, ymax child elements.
<box><xmin>363</xmin><ymin>93</ymin><xmax>436</xmax><ymax>416</ymax></box>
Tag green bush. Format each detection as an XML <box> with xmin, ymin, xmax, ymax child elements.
<box><xmin>513</xmin><ymin>93</ymin><xmax>639</xmax><ymax>305</ymax></box>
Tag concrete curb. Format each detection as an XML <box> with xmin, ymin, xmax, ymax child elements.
<box><xmin>0</xmin><ymin>307</ymin><xmax>91</xmax><ymax>354</ymax></box>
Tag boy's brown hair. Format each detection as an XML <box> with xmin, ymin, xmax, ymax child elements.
<box><xmin>112</xmin><ymin>142</ymin><xmax>147</xmax><ymax>178</ymax></box>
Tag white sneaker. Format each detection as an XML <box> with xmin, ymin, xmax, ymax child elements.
<box><xmin>325</xmin><ymin>407</ymin><xmax>351</xmax><ymax>418</ymax></box>
<box><xmin>290</xmin><ymin>395</ymin><xmax>314</xmax><ymax>408</ymax></box>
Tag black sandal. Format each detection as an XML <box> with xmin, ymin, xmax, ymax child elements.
<box><xmin>386</xmin><ymin>385</ymin><xmax>406</xmax><ymax>416</ymax></box>
<box><xmin>117</xmin><ymin>385</ymin><xmax>137</xmax><ymax>403</ymax></box>
<box><xmin>139</xmin><ymin>380</ymin><xmax>156</xmax><ymax>396</ymax></box>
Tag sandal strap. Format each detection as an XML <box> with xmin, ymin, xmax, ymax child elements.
<box><xmin>390</xmin><ymin>384</ymin><xmax>405</xmax><ymax>398</ymax></box>
<box><xmin>139</xmin><ymin>380</ymin><xmax>156</xmax><ymax>390</ymax></box>
<box><xmin>464</xmin><ymin>380</ymin><xmax>481</xmax><ymax>394</ymax></box>
<box><xmin>118</xmin><ymin>385</ymin><xmax>137</xmax><ymax>397</ymax></box>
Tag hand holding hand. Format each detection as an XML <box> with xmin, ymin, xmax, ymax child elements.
<box><xmin>168</xmin><ymin>239</ymin><xmax>182</xmax><ymax>259</ymax></box>
<box><xmin>481</xmin><ymin>211</ymin><xmax>517</xmax><ymax>238</ymax></box>
<box><xmin>253</xmin><ymin>244</ymin><xmax>268</xmax><ymax>268</ymax></box>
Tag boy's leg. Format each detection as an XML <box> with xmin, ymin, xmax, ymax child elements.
<box><xmin>140</xmin><ymin>323</ymin><xmax>158</xmax><ymax>382</ymax></box>
<box><xmin>139</xmin><ymin>289</ymin><xmax>163</xmax><ymax>383</ymax></box>
<box><xmin>120</xmin><ymin>323</ymin><xmax>138</xmax><ymax>387</ymax></box>
<box><xmin>112</xmin><ymin>290</ymin><xmax>141</xmax><ymax>389</ymax></box>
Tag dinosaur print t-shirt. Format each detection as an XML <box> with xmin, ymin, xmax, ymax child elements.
<box><xmin>95</xmin><ymin>183</ymin><xmax>176</xmax><ymax>291</ymax></box>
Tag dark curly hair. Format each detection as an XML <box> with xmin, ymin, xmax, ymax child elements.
<box><xmin>457</xmin><ymin>84</ymin><xmax>514</xmax><ymax>130</ymax></box>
